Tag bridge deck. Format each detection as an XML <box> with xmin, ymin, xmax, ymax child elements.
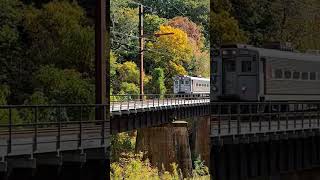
<box><xmin>111</xmin><ymin>98</ymin><xmax>210</xmax><ymax>113</ymax></box>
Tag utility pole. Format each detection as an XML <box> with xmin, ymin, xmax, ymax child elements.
<box><xmin>95</xmin><ymin>0</ymin><xmax>109</xmax><ymax>179</ymax></box>
<box><xmin>139</xmin><ymin>4</ymin><xmax>144</xmax><ymax>100</ymax></box>
<box><xmin>95</xmin><ymin>0</ymin><xmax>107</xmax><ymax>119</ymax></box>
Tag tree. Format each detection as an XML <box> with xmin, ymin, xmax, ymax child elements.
<box><xmin>110</xmin><ymin>51</ymin><xmax>119</xmax><ymax>91</ymax></box>
<box><xmin>148</xmin><ymin>68</ymin><xmax>166</xmax><ymax>96</ymax></box>
<box><xmin>34</xmin><ymin>65</ymin><xmax>94</xmax><ymax>104</ymax></box>
<box><xmin>0</xmin><ymin>0</ymin><xmax>34</xmax><ymax>104</ymax></box>
<box><xmin>117</xmin><ymin>61</ymin><xmax>140</xmax><ymax>85</ymax></box>
<box><xmin>146</xmin><ymin>25</ymin><xmax>193</xmax><ymax>91</ymax></box>
<box><xmin>111</xmin><ymin>6</ymin><xmax>138</xmax><ymax>60</ymax></box>
<box><xmin>0</xmin><ymin>85</ymin><xmax>21</xmax><ymax>124</ymax></box>
<box><xmin>167</xmin><ymin>17</ymin><xmax>209</xmax><ymax>78</ymax></box>
<box><xmin>210</xmin><ymin>11</ymin><xmax>248</xmax><ymax>48</ymax></box>
<box><xmin>23</xmin><ymin>0</ymin><xmax>95</xmax><ymax>75</ymax></box>
<box><xmin>144</xmin><ymin>14</ymin><xmax>168</xmax><ymax>36</ymax></box>
<box><xmin>141</xmin><ymin>0</ymin><xmax>209</xmax><ymax>39</ymax></box>
<box><xmin>267</xmin><ymin>0</ymin><xmax>319</xmax><ymax>50</ymax></box>
<box><xmin>167</xmin><ymin>17</ymin><xmax>203</xmax><ymax>47</ymax></box>
<box><xmin>119</xmin><ymin>82</ymin><xmax>140</xmax><ymax>96</ymax></box>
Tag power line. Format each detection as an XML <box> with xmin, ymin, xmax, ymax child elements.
<box><xmin>112</xmin><ymin>39</ymin><xmax>175</xmax><ymax>59</ymax></box>
<box><xmin>111</xmin><ymin>31</ymin><xmax>156</xmax><ymax>42</ymax></box>
<box><xmin>166</xmin><ymin>0</ymin><xmax>187</xmax><ymax>17</ymax></box>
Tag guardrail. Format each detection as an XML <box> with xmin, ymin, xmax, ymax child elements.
<box><xmin>210</xmin><ymin>101</ymin><xmax>320</xmax><ymax>136</ymax></box>
<box><xmin>110</xmin><ymin>93</ymin><xmax>210</xmax><ymax>111</ymax></box>
<box><xmin>0</xmin><ymin>104</ymin><xmax>109</xmax><ymax>156</ymax></box>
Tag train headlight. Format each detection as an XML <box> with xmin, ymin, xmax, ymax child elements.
<box><xmin>232</xmin><ymin>50</ymin><xmax>237</xmax><ymax>55</ymax></box>
<box><xmin>241</xmin><ymin>86</ymin><xmax>247</xmax><ymax>92</ymax></box>
<box><xmin>222</xmin><ymin>50</ymin><xmax>228</xmax><ymax>55</ymax></box>
<box><xmin>212</xmin><ymin>85</ymin><xmax>218</xmax><ymax>92</ymax></box>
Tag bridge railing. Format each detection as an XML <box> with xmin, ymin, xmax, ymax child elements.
<box><xmin>0</xmin><ymin>104</ymin><xmax>109</xmax><ymax>155</ymax></box>
<box><xmin>210</xmin><ymin>101</ymin><xmax>320</xmax><ymax>136</ymax></box>
<box><xmin>110</xmin><ymin>93</ymin><xmax>210</xmax><ymax>111</ymax></box>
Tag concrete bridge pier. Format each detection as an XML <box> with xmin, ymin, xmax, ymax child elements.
<box><xmin>190</xmin><ymin>116</ymin><xmax>211</xmax><ymax>166</ymax></box>
<box><xmin>135</xmin><ymin>121</ymin><xmax>193</xmax><ymax>177</ymax></box>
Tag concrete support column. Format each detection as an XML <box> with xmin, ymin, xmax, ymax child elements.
<box><xmin>228</xmin><ymin>144</ymin><xmax>240</xmax><ymax>180</ymax></box>
<box><xmin>287</xmin><ymin>140</ymin><xmax>295</xmax><ymax>171</ymax></box>
<box><xmin>249</xmin><ymin>143</ymin><xmax>259</xmax><ymax>177</ymax></box>
<box><xmin>259</xmin><ymin>142</ymin><xmax>268</xmax><ymax>177</ymax></box>
<box><xmin>239</xmin><ymin>144</ymin><xmax>248</xmax><ymax>180</ymax></box>
<box><xmin>135</xmin><ymin>121</ymin><xmax>192</xmax><ymax>177</ymax></box>
<box><xmin>295</xmin><ymin>139</ymin><xmax>303</xmax><ymax>170</ymax></box>
<box><xmin>190</xmin><ymin>116</ymin><xmax>210</xmax><ymax>166</ymax></box>
<box><xmin>279</xmin><ymin>140</ymin><xmax>288</xmax><ymax>172</ymax></box>
<box><xmin>216</xmin><ymin>145</ymin><xmax>228</xmax><ymax>180</ymax></box>
<box><xmin>269</xmin><ymin>141</ymin><xmax>279</xmax><ymax>176</ymax></box>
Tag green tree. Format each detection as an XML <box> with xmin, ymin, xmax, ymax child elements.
<box><xmin>0</xmin><ymin>85</ymin><xmax>21</xmax><ymax>124</ymax></box>
<box><xmin>141</xmin><ymin>0</ymin><xmax>209</xmax><ymax>40</ymax></box>
<box><xmin>111</xmin><ymin>5</ymin><xmax>138</xmax><ymax>60</ymax></box>
<box><xmin>0</xmin><ymin>0</ymin><xmax>34</xmax><ymax>104</ymax></box>
<box><xmin>119</xmin><ymin>82</ymin><xmax>139</xmax><ymax>95</ymax></box>
<box><xmin>117</xmin><ymin>61</ymin><xmax>140</xmax><ymax>85</ymax></box>
<box><xmin>228</xmin><ymin>0</ymin><xmax>276</xmax><ymax>45</ymax></box>
<box><xmin>23</xmin><ymin>0</ymin><xmax>95</xmax><ymax>75</ymax></box>
<box><xmin>210</xmin><ymin>10</ymin><xmax>248</xmax><ymax>48</ymax></box>
<box><xmin>148</xmin><ymin>68</ymin><xmax>166</xmax><ymax>96</ymax></box>
<box><xmin>146</xmin><ymin>25</ymin><xmax>193</xmax><ymax>90</ymax></box>
<box><xmin>144</xmin><ymin>14</ymin><xmax>168</xmax><ymax>35</ymax></box>
<box><xmin>34</xmin><ymin>65</ymin><xmax>94</xmax><ymax>105</ymax></box>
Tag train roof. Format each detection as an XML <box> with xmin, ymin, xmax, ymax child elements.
<box><xmin>173</xmin><ymin>75</ymin><xmax>210</xmax><ymax>81</ymax></box>
<box><xmin>222</xmin><ymin>44</ymin><xmax>320</xmax><ymax>62</ymax></box>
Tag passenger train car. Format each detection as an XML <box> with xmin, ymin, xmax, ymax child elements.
<box><xmin>173</xmin><ymin>75</ymin><xmax>210</xmax><ymax>94</ymax></box>
<box><xmin>211</xmin><ymin>43</ymin><xmax>320</xmax><ymax>102</ymax></box>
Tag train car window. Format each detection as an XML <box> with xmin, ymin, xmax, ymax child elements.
<box><xmin>241</xmin><ymin>61</ymin><xmax>252</xmax><ymax>72</ymax></box>
<box><xmin>185</xmin><ymin>81</ymin><xmax>189</xmax><ymax>84</ymax></box>
<box><xmin>239</xmin><ymin>50</ymin><xmax>249</xmax><ymax>55</ymax></box>
<box><xmin>284</xmin><ymin>71</ymin><xmax>292</xmax><ymax>79</ymax></box>
<box><xmin>293</xmin><ymin>72</ymin><xmax>300</xmax><ymax>79</ymax></box>
<box><xmin>275</xmin><ymin>69</ymin><xmax>283</xmax><ymax>79</ymax></box>
<box><xmin>225</xmin><ymin>61</ymin><xmax>236</xmax><ymax>72</ymax></box>
<box><xmin>180</xmin><ymin>80</ymin><xmax>184</xmax><ymax>84</ymax></box>
<box><xmin>302</xmin><ymin>72</ymin><xmax>309</xmax><ymax>80</ymax></box>
<box><xmin>310</xmin><ymin>72</ymin><xmax>316</xmax><ymax>80</ymax></box>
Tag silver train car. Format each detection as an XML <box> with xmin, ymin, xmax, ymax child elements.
<box><xmin>173</xmin><ymin>75</ymin><xmax>210</xmax><ymax>94</ymax></box>
<box><xmin>211</xmin><ymin>44</ymin><xmax>320</xmax><ymax>102</ymax></box>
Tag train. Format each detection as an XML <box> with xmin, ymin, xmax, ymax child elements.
<box><xmin>211</xmin><ymin>43</ymin><xmax>320</xmax><ymax>102</ymax></box>
<box><xmin>173</xmin><ymin>75</ymin><xmax>210</xmax><ymax>94</ymax></box>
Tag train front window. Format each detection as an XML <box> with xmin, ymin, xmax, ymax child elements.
<box><xmin>293</xmin><ymin>72</ymin><xmax>300</xmax><ymax>79</ymax></box>
<box><xmin>302</xmin><ymin>72</ymin><xmax>309</xmax><ymax>80</ymax></box>
<box><xmin>241</xmin><ymin>61</ymin><xmax>252</xmax><ymax>72</ymax></box>
<box><xmin>225</xmin><ymin>61</ymin><xmax>236</xmax><ymax>72</ymax></box>
<box><xmin>284</xmin><ymin>71</ymin><xmax>291</xmax><ymax>79</ymax></box>
<box><xmin>310</xmin><ymin>72</ymin><xmax>316</xmax><ymax>80</ymax></box>
<box><xmin>180</xmin><ymin>80</ymin><xmax>184</xmax><ymax>84</ymax></box>
<box><xmin>275</xmin><ymin>69</ymin><xmax>283</xmax><ymax>79</ymax></box>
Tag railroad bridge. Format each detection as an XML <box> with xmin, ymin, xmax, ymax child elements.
<box><xmin>1</xmin><ymin>94</ymin><xmax>320</xmax><ymax>179</ymax></box>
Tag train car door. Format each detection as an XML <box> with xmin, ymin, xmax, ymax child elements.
<box><xmin>223</xmin><ymin>59</ymin><xmax>237</xmax><ymax>95</ymax></box>
<box><xmin>237</xmin><ymin>54</ymin><xmax>258</xmax><ymax>101</ymax></box>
